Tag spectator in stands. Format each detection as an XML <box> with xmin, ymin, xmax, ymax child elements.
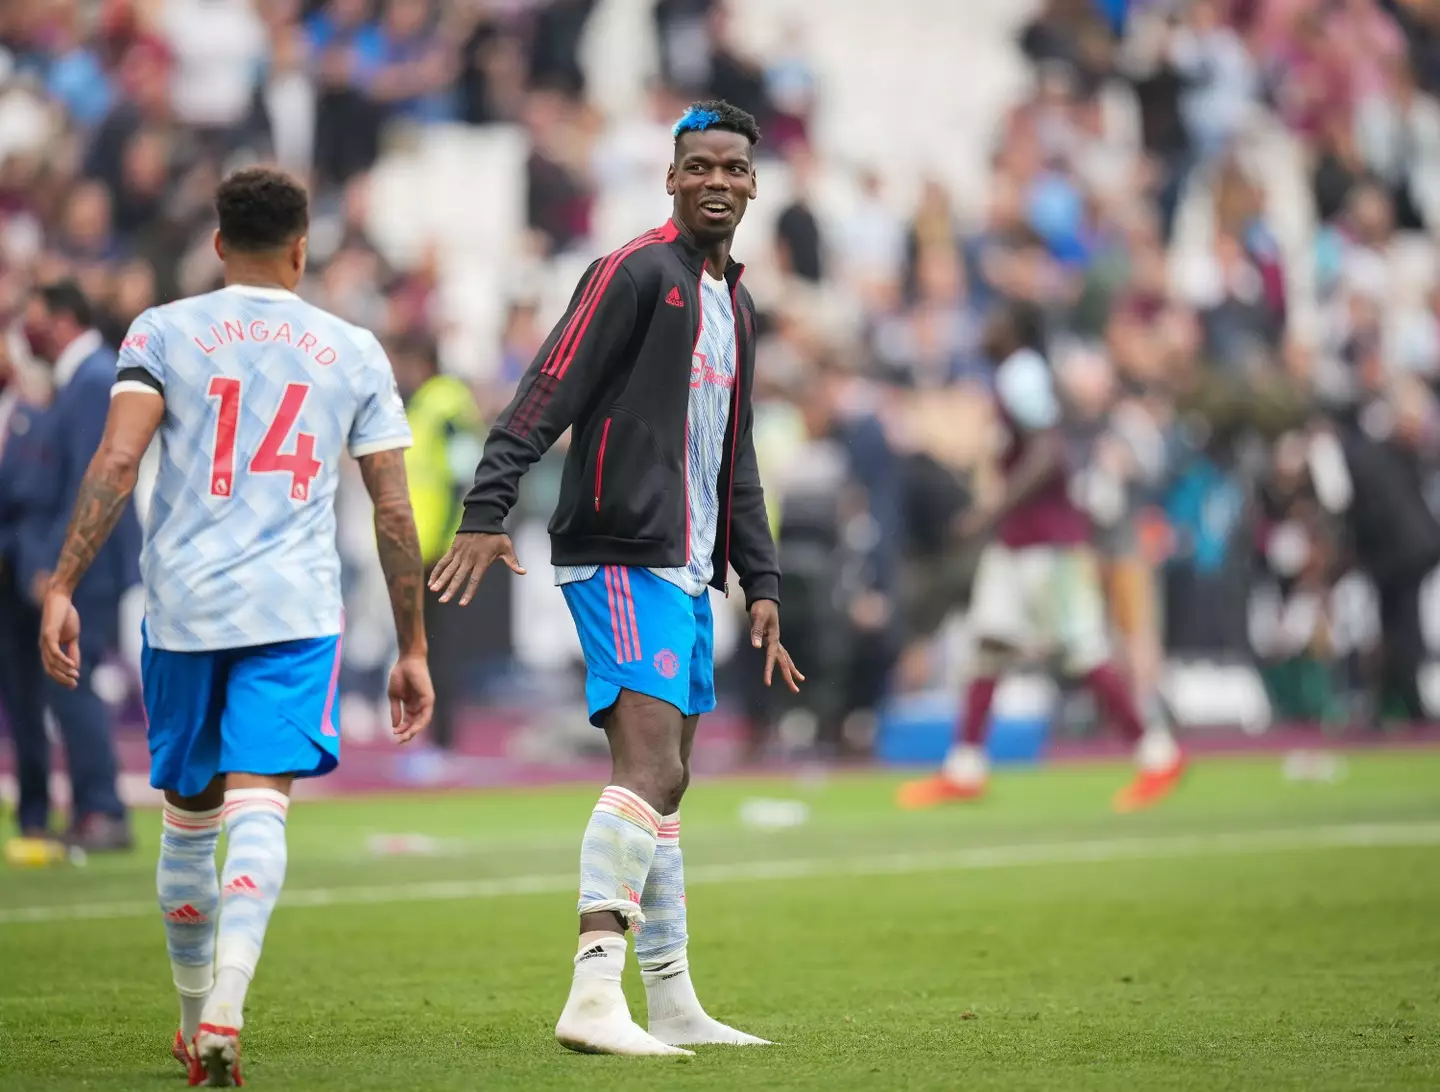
<box><xmin>529</xmin><ymin>0</ymin><xmax>598</xmax><ymax>99</ymax></box>
<box><xmin>355</xmin><ymin>0</ymin><xmax>457</xmax><ymax>125</ymax></box>
<box><xmin>158</xmin><ymin>0</ymin><xmax>267</xmax><ymax>139</ymax></box>
<box><xmin>774</xmin><ymin>145</ymin><xmax>824</xmax><ymax>284</ymax></box>
<box><xmin>309</xmin><ymin>0</ymin><xmax>383</xmax><ymax>186</ymax></box>
<box><xmin>41</xmin><ymin>0</ymin><xmax>115</xmax><ymax>128</ymax></box>
<box><xmin>524</xmin><ymin>90</ymin><xmax>594</xmax><ymax>254</ymax></box>
<box><xmin>83</xmin><ymin>38</ymin><xmax>175</xmax><ymax>193</ymax></box>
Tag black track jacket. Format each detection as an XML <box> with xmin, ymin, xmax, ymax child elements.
<box><xmin>458</xmin><ymin>219</ymin><xmax>781</xmax><ymax>607</ymax></box>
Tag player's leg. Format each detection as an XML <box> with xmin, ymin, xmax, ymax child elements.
<box><xmin>160</xmin><ymin>780</ymin><xmax>225</xmax><ymax>1075</ymax></box>
<box><xmin>898</xmin><ymin>544</ymin><xmax>1024</xmax><ymax>808</ymax></box>
<box><xmin>139</xmin><ymin>633</ymin><xmax>227</xmax><ymax>1074</ymax></box>
<box><xmin>198</xmin><ymin>634</ymin><xmax>343</xmax><ymax>1084</ymax></box>
<box><xmin>556</xmin><ymin>567</ymin><xmax>694</xmax><ymax>1056</ymax></box>
<box><xmin>639</xmin><ymin>591</ymin><xmax>771</xmax><ymax>1046</ymax></box>
<box><xmin>1051</xmin><ymin>548</ymin><xmax>1183</xmax><ymax>810</ymax></box>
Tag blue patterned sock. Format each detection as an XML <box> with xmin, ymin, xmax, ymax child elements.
<box><xmin>577</xmin><ymin>786</ymin><xmax>660</xmax><ymax>924</ymax></box>
<box><xmin>202</xmin><ymin>789</ymin><xmax>289</xmax><ymax>1031</ymax></box>
<box><xmin>157</xmin><ymin>803</ymin><xmax>222</xmax><ymax>1041</ymax></box>
<box><xmin>636</xmin><ymin>813</ymin><xmax>688</xmax><ymax>974</ymax></box>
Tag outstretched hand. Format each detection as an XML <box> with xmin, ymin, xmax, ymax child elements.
<box><xmin>387</xmin><ymin>653</ymin><xmax>434</xmax><ymax>744</ymax></box>
<box><xmin>750</xmin><ymin>599</ymin><xmax>804</xmax><ymax>693</ymax></box>
<box><xmin>428</xmin><ymin>532</ymin><xmax>526</xmax><ymax>606</ymax></box>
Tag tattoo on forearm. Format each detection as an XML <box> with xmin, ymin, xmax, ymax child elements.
<box><xmin>53</xmin><ymin>458</ymin><xmax>135</xmax><ymax>594</ymax></box>
<box><xmin>359</xmin><ymin>448</ymin><xmax>426</xmax><ymax>653</ymax></box>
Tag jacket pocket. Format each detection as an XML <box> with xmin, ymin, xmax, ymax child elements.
<box><xmin>585</xmin><ymin>407</ymin><xmax>672</xmax><ymax>542</ymax></box>
<box><xmin>594</xmin><ymin>416</ymin><xmax>611</xmax><ymax>512</ymax></box>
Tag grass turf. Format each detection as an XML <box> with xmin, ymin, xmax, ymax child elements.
<box><xmin>1</xmin><ymin>752</ymin><xmax>1438</xmax><ymax>1090</ymax></box>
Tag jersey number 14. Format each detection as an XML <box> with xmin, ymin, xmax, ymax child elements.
<box><xmin>207</xmin><ymin>377</ymin><xmax>323</xmax><ymax>501</ymax></box>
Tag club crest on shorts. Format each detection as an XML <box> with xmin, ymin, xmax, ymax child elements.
<box><xmin>654</xmin><ymin>649</ymin><xmax>680</xmax><ymax>679</ymax></box>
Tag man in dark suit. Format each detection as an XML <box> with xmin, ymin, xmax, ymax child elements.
<box><xmin>0</xmin><ymin>281</ymin><xmax>139</xmax><ymax>850</ymax></box>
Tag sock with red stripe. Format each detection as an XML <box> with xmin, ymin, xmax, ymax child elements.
<box><xmin>157</xmin><ymin>803</ymin><xmax>222</xmax><ymax>1042</ymax></box>
<box><xmin>203</xmin><ymin>788</ymin><xmax>290</xmax><ymax>1032</ymax></box>
<box><xmin>577</xmin><ymin>785</ymin><xmax>660</xmax><ymax>924</ymax></box>
<box><xmin>636</xmin><ymin>813</ymin><xmax>704</xmax><ymax>1022</ymax></box>
<box><xmin>637</xmin><ymin>813</ymin><xmax>686</xmax><ymax>981</ymax></box>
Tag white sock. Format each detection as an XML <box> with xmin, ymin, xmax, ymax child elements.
<box><xmin>157</xmin><ymin>803</ymin><xmax>222</xmax><ymax>1042</ymax></box>
<box><xmin>1136</xmin><ymin>727</ymin><xmax>1180</xmax><ymax>773</ymax></box>
<box><xmin>573</xmin><ymin>930</ymin><xmax>629</xmax><ymax>987</ymax></box>
<box><xmin>943</xmin><ymin>744</ymin><xmax>989</xmax><ymax>787</ymax></box>
<box><xmin>203</xmin><ymin>789</ymin><xmax>290</xmax><ymax>1031</ymax></box>
<box><xmin>637</xmin><ymin>813</ymin><xmax>698</xmax><ymax>1018</ymax></box>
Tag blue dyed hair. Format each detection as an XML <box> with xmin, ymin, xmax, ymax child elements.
<box><xmin>671</xmin><ymin>100</ymin><xmax>761</xmax><ymax>149</ymax></box>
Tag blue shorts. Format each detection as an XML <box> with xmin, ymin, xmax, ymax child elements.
<box><xmin>561</xmin><ymin>566</ymin><xmax>716</xmax><ymax>727</ymax></box>
<box><xmin>141</xmin><ymin>626</ymin><xmax>344</xmax><ymax>798</ymax></box>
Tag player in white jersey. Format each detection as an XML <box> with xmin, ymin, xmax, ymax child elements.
<box><xmin>430</xmin><ymin>101</ymin><xmax>801</xmax><ymax>1057</ymax></box>
<box><xmin>38</xmin><ymin>167</ymin><xmax>433</xmax><ymax>1086</ymax></box>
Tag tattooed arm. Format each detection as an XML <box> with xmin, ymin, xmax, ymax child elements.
<box><xmin>357</xmin><ymin>447</ymin><xmax>427</xmax><ymax>655</ymax></box>
<box><xmin>40</xmin><ymin>391</ymin><xmax>163</xmax><ymax>686</ymax></box>
<box><xmin>357</xmin><ymin>446</ymin><xmax>433</xmax><ymax>741</ymax></box>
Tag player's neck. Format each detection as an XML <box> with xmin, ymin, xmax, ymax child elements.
<box><xmin>673</xmin><ymin>220</ymin><xmax>732</xmax><ymax>280</ymax></box>
<box><xmin>223</xmin><ymin>262</ymin><xmax>295</xmax><ymax>294</ymax></box>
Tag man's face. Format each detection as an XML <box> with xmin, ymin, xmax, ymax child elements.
<box><xmin>22</xmin><ymin>296</ymin><xmax>56</xmax><ymax>363</ymax></box>
<box><xmin>666</xmin><ymin>129</ymin><xmax>756</xmax><ymax>244</ymax></box>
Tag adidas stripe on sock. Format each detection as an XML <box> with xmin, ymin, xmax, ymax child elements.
<box><xmin>157</xmin><ymin>803</ymin><xmax>223</xmax><ymax>1041</ymax></box>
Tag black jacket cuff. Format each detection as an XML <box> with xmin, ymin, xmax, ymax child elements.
<box><xmin>458</xmin><ymin>501</ymin><xmax>508</xmax><ymax>536</ymax></box>
<box><xmin>742</xmin><ymin>573</ymin><xmax>780</xmax><ymax>610</ymax></box>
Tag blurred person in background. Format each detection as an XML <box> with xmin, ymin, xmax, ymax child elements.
<box><xmin>393</xmin><ymin>334</ymin><xmax>482</xmax><ymax>770</ymax></box>
<box><xmin>353</xmin><ymin>0</ymin><xmax>458</xmax><ymax>126</ymax></box>
<box><xmin>1062</xmin><ymin>343</ymin><xmax>1171</xmax><ymax>733</ymax></box>
<box><xmin>897</xmin><ymin>302</ymin><xmax>1183</xmax><ymax>813</ymax></box>
<box><xmin>308</xmin><ymin>0</ymin><xmax>384</xmax><ymax>187</ymax></box>
<box><xmin>1308</xmin><ymin>378</ymin><xmax>1440</xmax><ymax>723</ymax></box>
<box><xmin>757</xmin><ymin>362</ymin><xmax>900</xmax><ymax>757</ymax></box>
<box><xmin>1</xmin><ymin>280</ymin><xmax>136</xmax><ymax>850</ymax></box>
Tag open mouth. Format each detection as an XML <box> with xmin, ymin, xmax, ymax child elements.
<box><xmin>699</xmin><ymin>199</ymin><xmax>732</xmax><ymax>217</ymax></box>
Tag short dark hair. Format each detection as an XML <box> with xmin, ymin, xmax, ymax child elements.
<box><xmin>215</xmin><ymin>167</ymin><xmax>309</xmax><ymax>252</ymax></box>
<box><xmin>36</xmin><ymin>279</ymin><xmax>93</xmax><ymax>329</ymax></box>
<box><xmin>672</xmin><ymin>100</ymin><xmax>761</xmax><ymax>154</ymax></box>
<box><xmin>1008</xmin><ymin>300</ymin><xmax>1048</xmax><ymax>353</ymax></box>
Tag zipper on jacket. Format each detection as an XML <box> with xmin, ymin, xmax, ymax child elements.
<box><xmin>721</xmin><ymin>272</ymin><xmax>745</xmax><ymax>596</ymax></box>
<box><xmin>594</xmin><ymin>416</ymin><xmax>611</xmax><ymax>511</ymax></box>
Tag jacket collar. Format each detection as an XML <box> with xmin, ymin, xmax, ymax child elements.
<box><xmin>660</xmin><ymin>219</ymin><xmax>745</xmax><ymax>287</ymax></box>
<box><xmin>53</xmin><ymin>328</ymin><xmax>105</xmax><ymax>389</ymax></box>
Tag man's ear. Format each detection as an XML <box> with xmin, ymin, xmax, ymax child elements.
<box><xmin>749</xmin><ymin>165</ymin><xmax>757</xmax><ymax>201</ymax></box>
<box><xmin>212</xmin><ymin>229</ymin><xmax>225</xmax><ymax>263</ymax></box>
<box><xmin>665</xmin><ymin>162</ymin><xmax>676</xmax><ymax>197</ymax></box>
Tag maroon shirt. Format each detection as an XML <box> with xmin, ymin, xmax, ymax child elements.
<box><xmin>991</xmin><ymin>349</ymin><xmax>1091</xmax><ymax>549</ymax></box>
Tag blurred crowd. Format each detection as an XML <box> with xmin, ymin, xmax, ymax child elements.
<box><xmin>3</xmin><ymin>0</ymin><xmax>1440</xmax><ymax>774</ymax></box>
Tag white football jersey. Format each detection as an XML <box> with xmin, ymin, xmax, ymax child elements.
<box><xmin>115</xmin><ymin>284</ymin><xmax>412</xmax><ymax>651</ymax></box>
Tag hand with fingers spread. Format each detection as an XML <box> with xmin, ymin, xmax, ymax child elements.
<box><xmin>39</xmin><ymin>588</ymin><xmax>83</xmax><ymax>689</ymax></box>
<box><xmin>749</xmin><ymin>599</ymin><xmax>804</xmax><ymax>693</ymax></box>
<box><xmin>428</xmin><ymin>532</ymin><xmax>527</xmax><ymax>605</ymax></box>
<box><xmin>387</xmin><ymin>652</ymin><xmax>434</xmax><ymax>743</ymax></box>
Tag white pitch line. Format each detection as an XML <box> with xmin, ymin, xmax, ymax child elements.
<box><xmin>2</xmin><ymin>821</ymin><xmax>1438</xmax><ymax>928</ymax></box>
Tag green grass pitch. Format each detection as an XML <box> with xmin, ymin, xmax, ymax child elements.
<box><xmin>2</xmin><ymin>752</ymin><xmax>1439</xmax><ymax>1091</ymax></box>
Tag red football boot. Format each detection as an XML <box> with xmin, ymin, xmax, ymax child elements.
<box><xmin>191</xmin><ymin>1024</ymin><xmax>243</xmax><ymax>1087</ymax></box>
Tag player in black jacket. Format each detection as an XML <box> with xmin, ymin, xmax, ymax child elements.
<box><xmin>431</xmin><ymin>101</ymin><xmax>801</xmax><ymax>1056</ymax></box>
